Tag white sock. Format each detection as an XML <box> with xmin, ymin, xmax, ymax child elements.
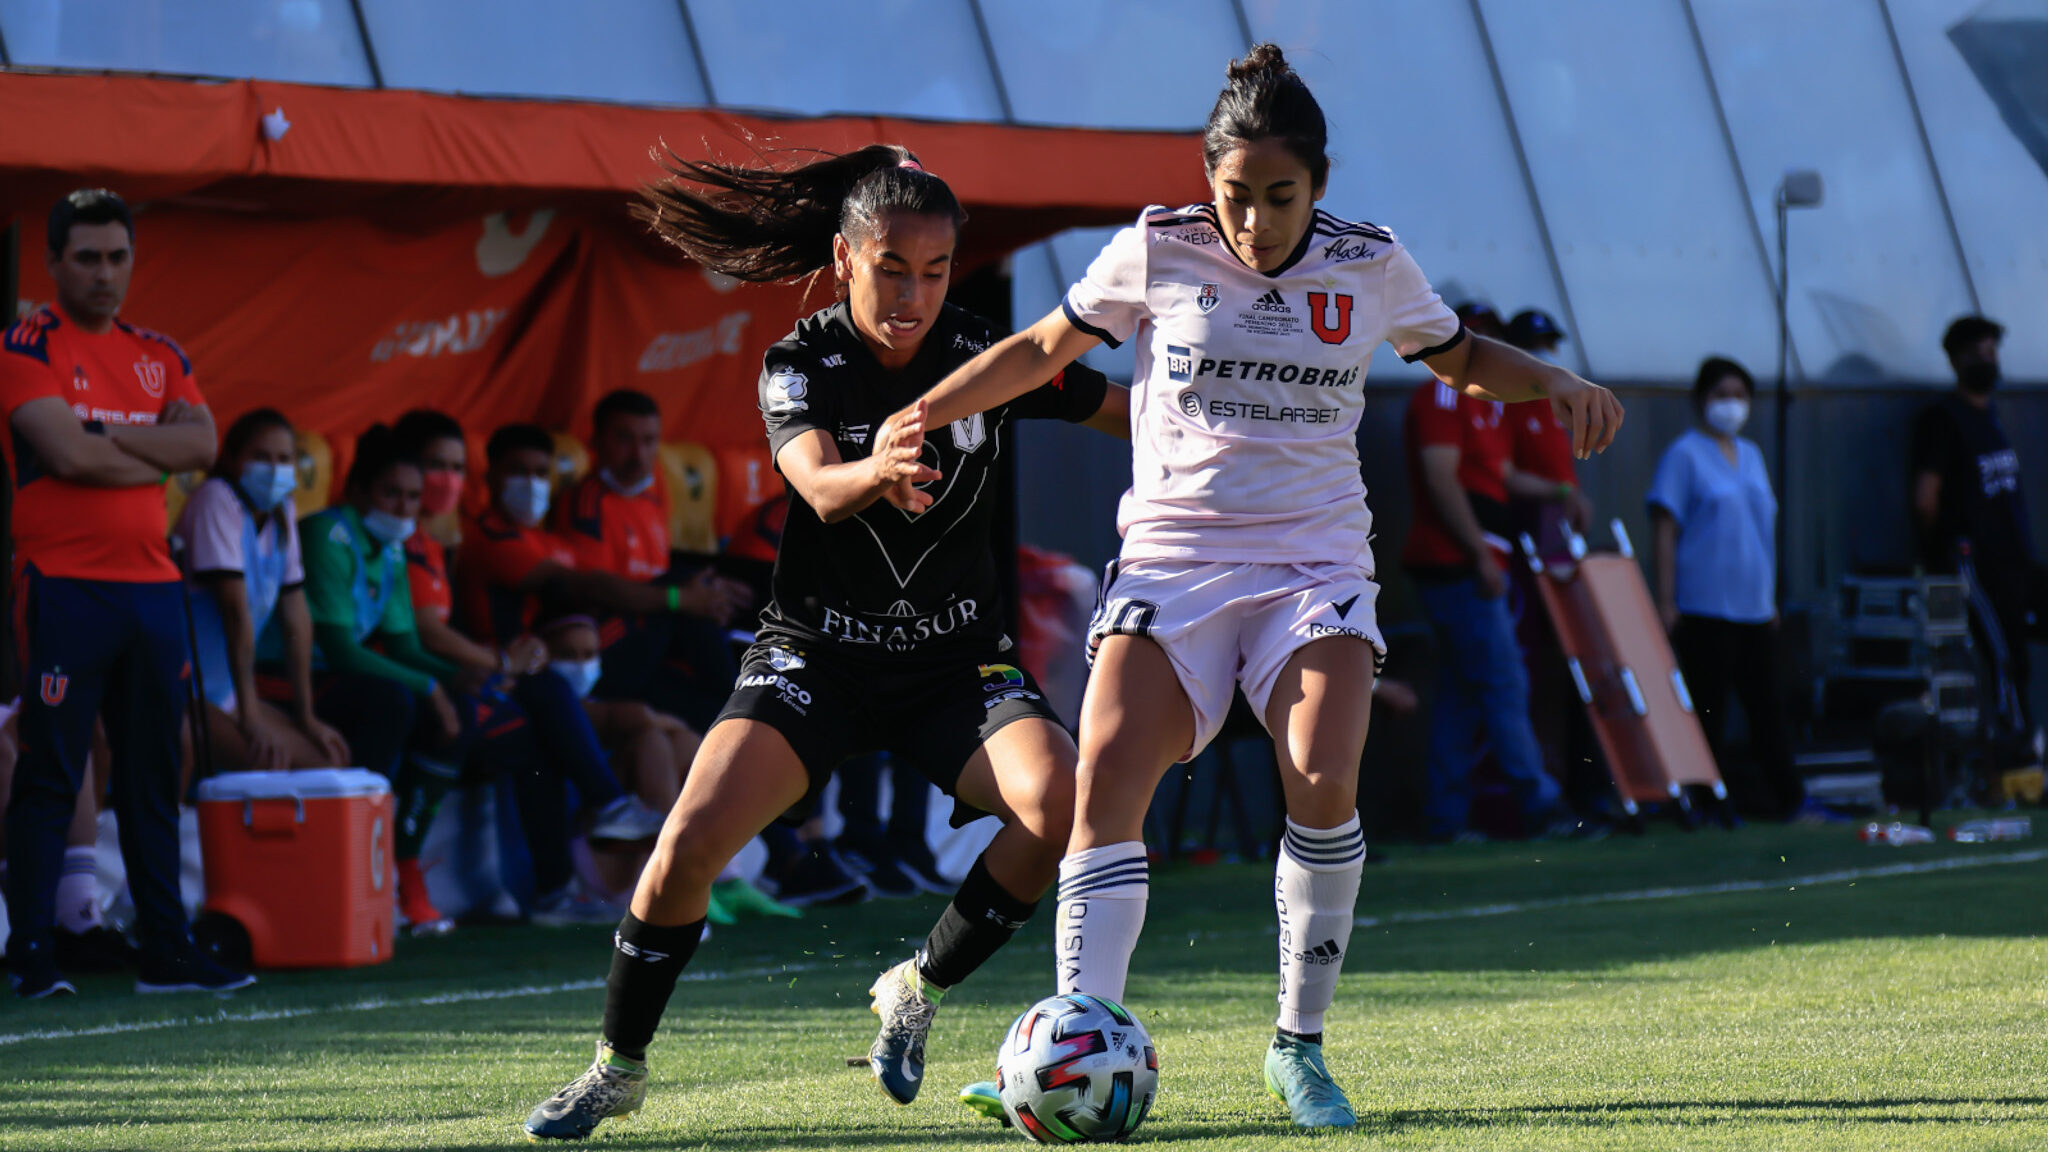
<box><xmin>1275</xmin><ymin>815</ymin><xmax>1364</xmax><ymax>1036</ymax></box>
<box><xmin>1055</xmin><ymin>842</ymin><xmax>1149</xmax><ymax>1003</ymax></box>
<box><xmin>57</xmin><ymin>845</ymin><xmax>104</xmax><ymax>934</ymax></box>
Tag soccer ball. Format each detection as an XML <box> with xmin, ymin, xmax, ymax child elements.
<box><xmin>995</xmin><ymin>994</ymin><xmax>1158</xmax><ymax>1144</ymax></box>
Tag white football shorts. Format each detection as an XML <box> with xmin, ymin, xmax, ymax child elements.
<box><xmin>1086</xmin><ymin>559</ymin><xmax>1385</xmax><ymax>761</ymax></box>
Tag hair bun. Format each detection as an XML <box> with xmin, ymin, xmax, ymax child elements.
<box><xmin>1227</xmin><ymin>43</ymin><xmax>1290</xmax><ymax>84</ymax></box>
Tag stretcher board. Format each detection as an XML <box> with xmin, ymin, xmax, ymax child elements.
<box><xmin>1519</xmin><ymin>522</ymin><xmax>1727</xmax><ymax>815</ymax></box>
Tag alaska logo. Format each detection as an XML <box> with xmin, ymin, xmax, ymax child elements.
<box><xmin>1308</xmin><ymin>292</ymin><xmax>1353</xmax><ymax>345</ymax></box>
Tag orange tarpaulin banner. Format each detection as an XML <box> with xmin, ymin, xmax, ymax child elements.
<box><xmin>2</xmin><ymin>72</ymin><xmax>1205</xmax><ymax>534</ymax></box>
<box><xmin>15</xmin><ymin>204</ymin><xmax>813</xmax><ymax>461</ymax></box>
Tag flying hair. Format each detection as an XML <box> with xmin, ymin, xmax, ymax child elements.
<box><xmin>633</xmin><ymin>143</ymin><xmax>966</xmax><ymax>283</ymax></box>
<box><xmin>1204</xmin><ymin>44</ymin><xmax>1330</xmax><ymax>188</ymax></box>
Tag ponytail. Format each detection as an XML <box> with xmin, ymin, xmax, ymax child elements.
<box><xmin>633</xmin><ymin>143</ymin><xmax>965</xmax><ymax>281</ymax></box>
<box><xmin>1204</xmin><ymin>44</ymin><xmax>1330</xmax><ymax>187</ymax></box>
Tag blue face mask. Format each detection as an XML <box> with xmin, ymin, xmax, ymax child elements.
<box><xmin>360</xmin><ymin>508</ymin><xmax>416</xmax><ymax>546</ymax></box>
<box><xmin>549</xmin><ymin>657</ymin><xmax>602</xmax><ymax>700</ymax></box>
<box><xmin>239</xmin><ymin>460</ymin><xmax>297</xmax><ymax>513</ymax></box>
<box><xmin>502</xmin><ymin>475</ymin><xmax>551</xmax><ymax>527</ymax></box>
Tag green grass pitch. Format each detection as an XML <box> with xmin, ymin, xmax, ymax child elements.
<box><xmin>3</xmin><ymin>821</ymin><xmax>2044</xmax><ymax>1151</ymax></box>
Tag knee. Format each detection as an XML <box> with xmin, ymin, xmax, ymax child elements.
<box><xmin>641</xmin><ymin>819</ymin><xmax>722</xmax><ymax>892</ymax></box>
<box><xmin>1008</xmin><ymin>759</ymin><xmax>1077</xmax><ymax>846</ymax></box>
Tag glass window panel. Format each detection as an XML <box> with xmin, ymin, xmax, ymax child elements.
<box><xmin>978</xmin><ymin>0</ymin><xmax>1243</xmax><ymax>129</ymax></box>
<box><xmin>1886</xmin><ymin>0</ymin><xmax>2048</xmax><ymax>380</ymax></box>
<box><xmin>358</xmin><ymin>0</ymin><xmax>703</xmax><ymax>105</ymax></box>
<box><xmin>1693</xmin><ymin>0</ymin><xmax>1975</xmax><ymax>383</ymax></box>
<box><xmin>686</xmin><ymin>0</ymin><xmax>1001</xmax><ymax>120</ymax></box>
<box><xmin>0</xmin><ymin>0</ymin><xmax>374</xmax><ymax>86</ymax></box>
<box><xmin>1477</xmin><ymin>0</ymin><xmax>1780</xmax><ymax>382</ymax></box>
<box><xmin>1244</xmin><ymin>0</ymin><xmax>1577</xmax><ymax>382</ymax></box>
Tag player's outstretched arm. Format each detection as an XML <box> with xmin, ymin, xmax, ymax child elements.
<box><xmin>780</xmin><ymin>403</ymin><xmax>943</xmax><ymax>522</ymax></box>
<box><xmin>922</xmin><ymin>309</ymin><xmax>1100</xmax><ymax>428</ymax></box>
<box><xmin>1425</xmin><ymin>333</ymin><xmax>1623</xmax><ymax>459</ymax></box>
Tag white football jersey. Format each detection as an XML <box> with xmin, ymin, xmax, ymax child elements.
<box><xmin>1064</xmin><ymin>204</ymin><xmax>1462</xmax><ymax>567</ymax></box>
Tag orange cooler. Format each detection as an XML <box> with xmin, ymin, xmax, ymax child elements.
<box><xmin>195</xmin><ymin>769</ymin><xmax>395</xmax><ymax>969</ymax></box>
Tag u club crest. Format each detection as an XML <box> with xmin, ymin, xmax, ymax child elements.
<box><xmin>1196</xmin><ymin>282</ymin><xmax>1220</xmax><ymax>314</ymax></box>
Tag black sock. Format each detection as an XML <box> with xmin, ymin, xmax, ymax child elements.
<box><xmin>916</xmin><ymin>854</ymin><xmax>1039</xmax><ymax>990</ymax></box>
<box><xmin>395</xmin><ymin>755</ymin><xmax>461</xmax><ymax>861</ymax></box>
<box><xmin>602</xmin><ymin>912</ymin><xmax>705</xmax><ymax>1060</ymax></box>
<box><xmin>1278</xmin><ymin>1027</ymin><xmax>1324</xmax><ymax>1046</ymax></box>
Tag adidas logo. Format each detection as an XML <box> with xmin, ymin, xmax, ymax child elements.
<box><xmin>1291</xmin><ymin>938</ymin><xmax>1345</xmax><ymax>966</ymax></box>
<box><xmin>1252</xmin><ymin>288</ymin><xmax>1291</xmax><ymax>314</ymax></box>
<box><xmin>821</xmin><ymin>354</ymin><xmax>846</xmax><ymax>367</ymax></box>
<box><xmin>841</xmin><ymin>423</ymin><xmax>871</xmax><ymax>446</ymax></box>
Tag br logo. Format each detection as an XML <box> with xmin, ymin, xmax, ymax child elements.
<box><xmin>978</xmin><ymin>663</ymin><xmax>1025</xmax><ymax>692</ymax></box>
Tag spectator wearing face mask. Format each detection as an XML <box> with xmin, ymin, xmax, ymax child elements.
<box><xmin>1912</xmin><ymin>315</ymin><xmax>2042</xmax><ymax>757</ymax></box>
<box><xmin>536</xmin><ymin>614</ymin><xmax>794</xmax><ymax>923</ymax></box>
<box><xmin>176</xmin><ymin>408</ymin><xmax>360</xmax><ymax>773</ymax></box>
<box><xmin>1648</xmin><ymin>357</ymin><xmax>1826</xmax><ymax>822</ymax></box>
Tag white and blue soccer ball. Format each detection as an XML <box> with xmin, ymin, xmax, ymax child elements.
<box><xmin>995</xmin><ymin>994</ymin><xmax>1158</xmax><ymax>1144</ymax></box>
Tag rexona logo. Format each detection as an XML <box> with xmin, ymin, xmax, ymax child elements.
<box><xmin>1164</xmin><ymin>348</ymin><xmax>1360</xmax><ymax>389</ymax></box>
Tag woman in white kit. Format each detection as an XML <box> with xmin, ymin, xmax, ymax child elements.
<box><xmin>915</xmin><ymin>46</ymin><xmax>1623</xmax><ymax>1129</ymax></box>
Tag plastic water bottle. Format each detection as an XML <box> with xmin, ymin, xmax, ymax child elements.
<box><xmin>1949</xmin><ymin>817</ymin><xmax>2033</xmax><ymax>843</ymax></box>
<box><xmin>1858</xmin><ymin>821</ymin><xmax>1936</xmax><ymax>846</ymax></box>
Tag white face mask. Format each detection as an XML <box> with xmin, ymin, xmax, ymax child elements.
<box><xmin>501</xmin><ymin>475</ymin><xmax>551</xmax><ymax>527</ymax></box>
<box><xmin>1704</xmin><ymin>397</ymin><xmax>1749</xmax><ymax>437</ymax></box>
<box><xmin>549</xmin><ymin>657</ymin><xmax>602</xmax><ymax>700</ymax></box>
<box><xmin>599</xmin><ymin>468</ymin><xmax>654</xmax><ymax>499</ymax></box>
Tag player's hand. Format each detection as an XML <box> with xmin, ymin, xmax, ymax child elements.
<box><xmin>878</xmin><ymin>476</ymin><xmax>926</xmax><ymax>513</ymax></box>
<box><xmin>1548</xmin><ymin>374</ymin><xmax>1623</xmax><ymax>459</ymax></box>
<box><xmin>159</xmin><ymin>399</ymin><xmax>201</xmax><ymax>426</ymax></box>
<box><xmin>240</xmin><ymin>710</ymin><xmax>291</xmax><ymax>772</ymax></box>
<box><xmin>673</xmin><ymin>568</ymin><xmax>750</xmax><ymax>626</ymax></box>
<box><xmin>428</xmin><ymin>683</ymin><xmax>463</xmax><ymax>743</ymax></box>
<box><xmin>1475</xmin><ymin>551</ymin><xmax>1506</xmax><ymax>600</ymax></box>
<box><xmin>872</xmin><ymin>400</ymin><xmax>940</xmax><ymax>512</ymax></box>
<box><xmin>302</xmin><ymin>716</ymin><xmax>351</xmax><ymax>766</ymax></box>
<box><xmin>504</xmin><ymin>635</ymin><xmax>549</xmax><ymax>677</ymax></box>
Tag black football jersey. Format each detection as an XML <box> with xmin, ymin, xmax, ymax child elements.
<box><xmin>756</xmin><ymin>301</ymin><xmax>1108</xmax><ymax>658</ymax></box>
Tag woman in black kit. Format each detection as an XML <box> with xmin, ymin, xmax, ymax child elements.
<box><xmin>524</xmin><ymin>144</ymin><xmax>1128</xmax><ymax>1141</ymax></box>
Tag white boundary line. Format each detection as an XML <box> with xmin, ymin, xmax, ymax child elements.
<box><xmin>7</xmin><ymin>849</ymin><xmax>2041</xmax><ymax>1048</ymax></box>
<box><xmin>1353</xmin><ymin>847</ymin><xmax>2048</xmax><ymax>928</ymax></box>
<box><xmin>0</xmin><ymin>960</ymin><xmax>827</xmax><ymax>1048</ymax></box>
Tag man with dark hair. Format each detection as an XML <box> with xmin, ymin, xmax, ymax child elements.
<box><xmin>1912</xmin><ymin>314</ymin><xmax>2043</xmax><ymax>758</ymax></box>
<box><xmin>553</xmin><ymin>393</ymin><xmax>748</xmax><ymax>725</ymax></box>
<box><xmin>1</xmin><ymin>189</ymin><xmax>252</xmax><ymax>997</ymax></box>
